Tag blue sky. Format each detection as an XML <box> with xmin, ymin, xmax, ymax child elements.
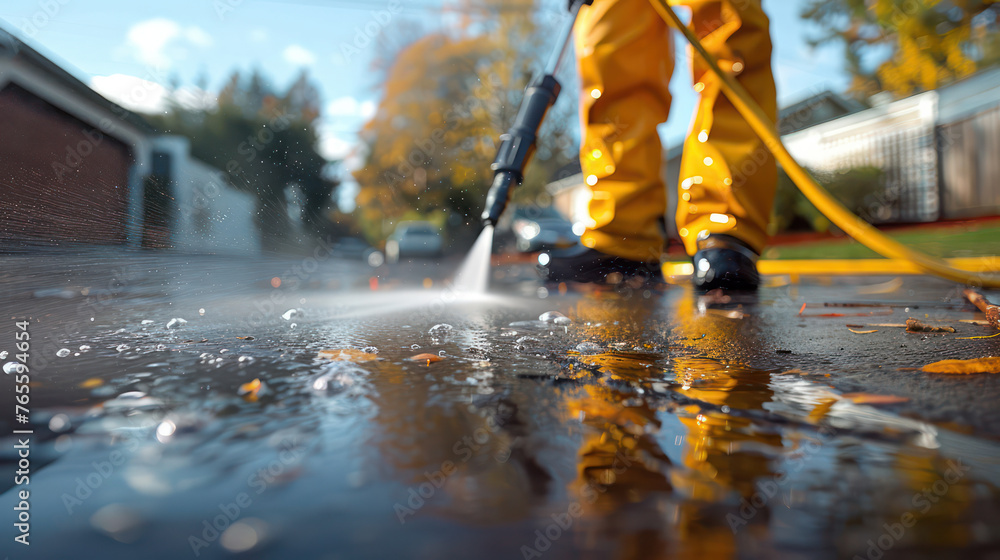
<box><xmin>0</xmin><ymin>0</ymin><xmax>849</xmax><ymax>204</ymax></box>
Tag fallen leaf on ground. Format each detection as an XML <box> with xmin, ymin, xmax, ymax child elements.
<box><xmin>841</xmin><ymin>393</ymin><xmax>910</xmax><ymax>404</ymax></box>
<box><xmin>921</xmin><ymin>357</ymin><xmax>1000</xmax><ymax>374</ymax></box>
<box><xmin>905</xmin><ymin>319</ymin><xmax>956</xmax><ymax>333</ymax></box>
<box><xmin>318</xmin><ymin>348</ymin><xmax>378</xmax><ymax>362</ymax></box>
<box><xmin>847</xmin><ymin>328</ymin><xmax>878</xmax><ymax>334</ymax></box>
<box><xmin>238</xmin><ymin>378</ymin><xmax>266</xmax><ymax>401</ymax></box>
<box><xmin>807</xmin><ymin>397</ymin><xmax>839</xmax><ymax>423</ymax></box>
<box><xmin>408</xmin><ymin>353</ymin><xmax>443</xmax><ymax>364</ymax></box>
<box><xmin>236</xmin><ymin>336</ymin><xmax>255</xmax><ymax>340</ymax></box>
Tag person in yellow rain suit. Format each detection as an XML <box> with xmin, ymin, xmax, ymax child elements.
<box><xmin>542</xmin><ymin>0</ymin><xmax>777</xmax><ymax>291</ymax></box>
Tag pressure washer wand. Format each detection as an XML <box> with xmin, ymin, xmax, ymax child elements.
<box><xmin>480</xmin><ymin>0</ymin><xmax>590</xmax><ymax>226</ymax></box>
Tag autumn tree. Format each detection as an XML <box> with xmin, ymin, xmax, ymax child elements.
<box><xmin>352</xmin><ymin>0</ymin><xmax>577</xmax><ymax>245</ymax></box>
<box><xmin>802</xmin><ymin>0</ymin><xmax>1000</xmax><ymax>100</ymax></box>
<box><xmin>148</xmin><ymin>69</ymin><xmax>338</xmax><ymax>252</ymax></box>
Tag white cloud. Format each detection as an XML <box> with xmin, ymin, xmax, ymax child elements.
<box><xmin>122</xmin><ymin>18</ymin><xmax>214</xmax><ymax>69</ymax></box>
<box><xmin>283</xmin><ymin>44</ymin><xmax>316</xmax><ymax>66</ymax></box>
<box><xmin>90</xmin><ymin>74</ymin><xmax>171</xmax><ymax>114</ymax></box>
<box><xmin>318</xmin><ymin>133</ymin><xmax>354</xmax><ymax>160</ymax></box>
<box><xmin>89</xmin><ymin>74</ymin><xmax>216</xmax><ymax>115</ymax></box>
<box><xmin>126</xmin><ymin>18</ymin><xmax>180</xmax><ymax>68</ymax></box>
<box><xmin>325</xmin><ymin>96</ymin><xmax>376</xmax><ymax>118</ymax></box>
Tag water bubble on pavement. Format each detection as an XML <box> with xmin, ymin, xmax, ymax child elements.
<box><xmin>575</xmin><ymin>342</ymin><xmax>603</xmax><ymax>354</ymax></box>
<box><xmin>238</xmin><ymin>356</ymin><xmax>255</xmax><ymax>364</ymax></box>
<box><xmin>56</xmin><ymin>348</ymin><xmax>71</xmax><ymax>357</ymax></box>
<box><xmin>79</xmin><ymin>345</ymin><xmax>91</xmax><ymax>352</ymax></box>
<box><xmin>4</xmin><ymin>362</ymin><xmax>22</xmax><ymax>374</ymax></box>
<box><xmin>166</xmin><ymin>318</ymin><xmax>187</xmax><ymax>329</ymax></box>
<box><xmin>199</xmin><ymin>308</ymin><xmax>206</xmax><ymax>316</ymax></box>
<box><xmin>411</xmin><ymin>344</ymin><xmax>421</xmax><ymax>349</ymax></box>
<box><xmin>500</xmin><ymin>330</ymin><xmax>517</xmax><ymax>337</ymax></box>
<box><xmin>539</xmin><ymin>311</ymin><xmax>571</xmax><ymax>325</ymax></box>
<box><xmin>515</xmin><ymin>336</ymin><xmax>542</xmax><ymax>351</ymax></box>
<box><xmin>290</xmin><ymin>323</ymin><xmax>297</xmax><ymax>329</ymax></box>
<box><xmin>141</xmin><ymin>320</ymin><xmax>155</xmax><ymax>326</ymax></box>
<box><xmin>429</xmin><ymin>323</ymin><xmax>454</xmax><ymax>337</ymax></box>
<box><xmin>438</xmin><ymin>350</ymin><xmax>447</xmax><ymax>357</ymax></box>
<box><xmin>0</xmin><ymin>351</ymin><xmax>8</xmax><ymax>359</ymax></box>
<box><xmin>362</xmin><ymin>346</ymin><xmax>379</xmax><ymax>354</ymax></box>
<box><xmin>281</xmin><ymin>308</ymin><xmax>302</xmax><ymax>321</ymax></box>
<box><xmin>312</xmin><ymin>362</ymin><xmax>364</xmax><ymax>394</ymax></box>
<box><xmin>116</xmin><ymin>344</ymin><xmax>130</xmax><ymax>352</ymax></box>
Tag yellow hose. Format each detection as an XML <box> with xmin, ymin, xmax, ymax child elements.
<box><xmin>650</xmin><ymin>0</ymin><xmax>1000</xmax><ymax>289</ymax></box>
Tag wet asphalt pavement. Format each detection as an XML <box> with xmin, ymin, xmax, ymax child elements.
<box><xmin>1</xmin><ymin>249</ymin><xmax>1000</xmax><ymax>559</ymax></box>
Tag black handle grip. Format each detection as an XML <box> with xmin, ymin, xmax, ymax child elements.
<box><xmin>481</xmin><ymin>74</ymin><xmax>562</xmax><ymax>226</ymax></box>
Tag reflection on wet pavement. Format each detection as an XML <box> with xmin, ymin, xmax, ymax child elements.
<box><xmin>1</xmin><ymin>254</ymin><xmax>999</xmax><ymax>559</ymax></box>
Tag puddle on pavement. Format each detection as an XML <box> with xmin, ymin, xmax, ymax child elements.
<box><xmin>2</xmin><ymin>281</ymin><xmax>999</xmax><ymax>559</ymax></box>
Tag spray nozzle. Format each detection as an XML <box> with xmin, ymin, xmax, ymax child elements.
<box><xmin>481</xmin><ymin>170</ymin><xmax>518</xmax><ymax>227</ymax></box>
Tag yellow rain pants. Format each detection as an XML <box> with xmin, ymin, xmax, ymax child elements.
<box><xmin>575</xmin><ymin>0</ymin><xmax>777</xmax><ymax>260</ymax></box>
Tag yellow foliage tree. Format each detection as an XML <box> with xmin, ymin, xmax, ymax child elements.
<box><xmin>802</xmin><ymin>0</ymin><xmax>1000</xmax><ymax>99</ymax></box>
<box><xmin>352</xmin><ymin>0</ymin><xmax>577</xmax><ymax>244</ymax></box>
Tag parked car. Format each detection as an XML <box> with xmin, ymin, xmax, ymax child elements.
<box><xmin>385</xmin><ymin>221</ymin><xmax>443</xmax><ymax>263</ymax></box>
<box><xmin>504</xmin><ymin>206</ymin><xmax>580</xmax><ymax>253</ymax></box>
<box><xmin>331</xmin><ymin>236</ymin><xmax>384</xmax><ymax>267</ymax></box>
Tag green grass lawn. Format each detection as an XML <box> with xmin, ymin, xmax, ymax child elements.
<box><xmin>761</xmin><ymin>222</ymin><xmax>1000</xmax><ymax>260</ymax></box>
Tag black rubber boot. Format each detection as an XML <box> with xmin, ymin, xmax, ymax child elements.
<box><xmin>692</xmin><ymin>234</ymin><xmax>760</xmax><ymax>291</ymax></box>
<box><xmin>537</xmin><ymin>245</ymin><xmax>663</xmax><ymax>286</ymax></box>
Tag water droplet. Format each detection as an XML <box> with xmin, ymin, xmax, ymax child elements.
<box><xmin>79</xmin><ymin>345</ymin><xmax>91</xmax><ymax>352</ymax></box>
<box><xmin>290</xmin><ymin>323</ymin><xmax>297</xmax><ymax>329</ymax></box>
<box><xmin>56</xmin><ymin>348</ymin><xmax>71</xmax><ymax>357</ymax></box>
<box><xmin>166</xmin><ymin>318</ymin><xmax>187</xmax><ymax>329</ymax></box>
<box><xmin>429</xmin><ymin>323</ymin><xmax>454</xmax><ymax>337</ymax></box>
<box><xmin>281</xmin><ymin>308</ymin><xmax>302</xmax><ymax>321</ymax></box>
<box><xmin>411</xmin><ymin>344</ymin><xmax>421</xmax><ymax>350</ymax></box>
<box><xmin>575</xmin><ymin>342</ymin><xmax>603</xmax><ymax>355</ymax></box>
<box><xmin>362</xmin><ymin>346</ymin><xmax>379</xmax><ymax>354</ymax></box>
<box><xmin>515</xmin><ymin>336</ymin><xmax>542</xmax><ymax>352</ymax></box>
<box><xmin>141</xmin><ymin>320</ymin><xmax>154</xmax><ymax>326</ymax></box>
<box><xmin>0</xmin><ymin>351</ymin><xmax>7</xmax><ymax>359</ymax></box>
<box><xmin>199</xmin><ymin>308</ymin><xmax>206</xmax><ymax>316</ymax></box>
<box><xmin>438</xmin><ymin>350</ymin><xmax>447</xmax><ymax>357</ymax></box>
<box><xmin>312</xmin><ymin>362</ymin><xmax>364</xmax><ymax>394</ymax></box>
<box><xmin>4</xmin><ymin>362</ymin><xmax>22</xmax><ymax>374</ymax></box>
<box><xmin>116</xmin><ymin>344</ymin><xmax>130</xmax><ymax>352</ymax></box>
<box><xmin>539</xmin><ymin>311</ymin><xmax>571</xmax><ymax>325</ymax></box>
